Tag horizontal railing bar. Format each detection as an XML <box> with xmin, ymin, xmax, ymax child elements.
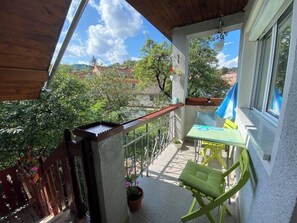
<box><xmin>186</xmin><ymin>97</ymin><xmax>223</xmax><ymax>106</ymax></box>
<box><xmin>124</xmin><ymin>133</ymin><xmax>148</xmax><ymax>147</ymax></box>
<box><xmin>123</xmin><ymin>114</ymin><xmax>173</xmax><ymax>147</ymax></box>
<box><xmin>122</xmin><ymin>104</ymin><xmax>183</xmax><ymax>133</ymax></box>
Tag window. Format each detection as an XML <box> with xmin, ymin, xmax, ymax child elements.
<box><xmin>253</xmin><ymin>6</ymin><xmax>292</xmax><ymax>121</ymax></box>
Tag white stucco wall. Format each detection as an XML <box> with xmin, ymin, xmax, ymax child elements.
<box><xmin>171</xmin><ymin>31</ymin><xmax>188</xmax><ymax>139</ymax></box>
<box><xmin>237</xmin><ymin>0</ymin><xmax>297</xmax><ymax>222</ymax></box>
<box><xmin>171</xmin><ymin>0</ymin><xmax>297</xmax><ymax>222</ymax></box>
<box><xmin>92</xmin><ymin>133</ymin><xmax>128</xmax><ymax>223</ymax></box>
<box><xmin>171</xmin><ymin>13</ymin><xmax>243</xmax><ymax>138</ymax></box>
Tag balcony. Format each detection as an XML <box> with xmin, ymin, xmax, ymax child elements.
<box><xmin>1</xmin><ymin>101</ymin><xmax>242</xmax><ymax>223</ymax></box>
<box><xmin>128</xmin><ymin>141</ymin><xmax>238</xmax><ymax>223</ymax></box>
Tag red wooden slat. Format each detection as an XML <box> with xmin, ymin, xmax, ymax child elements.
<box><xmin>0</xmin><ymin>166</ymin><xmax>27</xmax><ymax>215</ymax></box>
<box><xmin>42</xmin><ymin>143</ymin><xmax>67</xmax><ymax>171</ymax></box>
<box><xmin>10</xmin><ymin>169</ymin><xmax>27</xmax><ymax>206</ymax></box>
<box><xmin>52</xmin><ymin>162</ymin><xmax>66</xmax><ymax>210</ymax></box>
<box><xmin>45</xmin><ymin>167</ymin><xmax>60</xmax><ymax>215</ymax></box>
<box><xmin>0</xmin><ymin>180</ymin><xmax>7</xmax><ymax>214</ymax></box>
<box><xmin>61</xmin><ymin>158</ymin><xmax>73</xmax><ymax>205</ymax></box>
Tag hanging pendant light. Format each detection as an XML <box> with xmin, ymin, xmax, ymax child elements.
<box><xmin>213</xmin><ymin>17</ymin><xmax>227</xmax><ymax>52</ymax></box>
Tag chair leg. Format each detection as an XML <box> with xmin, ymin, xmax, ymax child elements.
<box><xmin>224</xmin><ymin>203</ymin><xmax>232</xmax><ymax>216</ymax></box>
<box><xmin>214</xmin><ymin>151</ymin><xmax>227</xmax><ymax>169</ymax></box>
<box><xmin>219</xmin><ymin>204</ymin><xmax>226</xmax><ymax>223</ymax></box>
<box><xmin>181</xmin><ymin>192</ymin><xmax>216</xmax><ymax>223</ymax></box>
<box><xmin>201</xmin><ymin>146</ymin><xmax>227</xmax><ymax>169</ymax></box>
<box><xmin>218</xmin><ymin>203</ymin><xmax>233</xmax><ymax>223</ymax></box>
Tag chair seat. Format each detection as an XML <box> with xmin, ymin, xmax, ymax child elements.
<box><xmin>178</xmin><ymin>160</ymin><xmax>225</xmax><ymax>198</ymax></box>
<box><xmin>178</xmin><ymin>149</ymin><xmax>250</xmax><ymax>223</ymax></box>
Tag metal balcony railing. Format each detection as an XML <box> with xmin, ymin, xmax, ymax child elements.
<box><xmin>122</xmin><ymin>104</ymin><xmax>182</xmax><ymax>179</ymax></box>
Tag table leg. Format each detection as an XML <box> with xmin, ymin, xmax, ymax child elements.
<box><xmin>194</xmin><ymin>140</ymin><xmax>198</xmax><ymax>163</ymax></box>
<box><xmin>226</xmin><ymin>145</ymin><xmax>231</xmax><ymax>204</ymax></box>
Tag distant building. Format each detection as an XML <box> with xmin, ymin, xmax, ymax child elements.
<box><xmin>222</xmin><ymin>72</ymin><xmax>237</xmax><ymax>86</ymax></box>
<box><xmin>92</xmin><ymin>65</ymin><xmax>161</xmax><ymax>108</ymax></box>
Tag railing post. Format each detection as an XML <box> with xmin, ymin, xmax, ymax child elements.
<box><xmin>64</xmin><ymin>129</ymin><xmax>87</xmax><ymax>219</ymax></box>
<box><xmin>73</xmin><ymin>122</ymin><xmax>128</xmax><ymax>223</ymax></box>
<box><xmin>172</xmin><ymin>111</ymin><xmax>177</xmax><ymax>139</ymax></box>
<box><xmin>133</xmin><ymin>129</ymin><xmax>137</xmax><ymax>178</ymax></box>
<box><xmin>146</xmin><ymin>123</ymin><xmax>149</xmax><ymax>177</ymax></box>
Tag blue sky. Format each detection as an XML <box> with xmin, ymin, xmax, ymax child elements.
<box><xmin>56</xmin><ymin>0</ymin><xmax>239</xmax><ymax>68</ymax></box>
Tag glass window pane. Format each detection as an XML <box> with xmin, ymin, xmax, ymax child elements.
<box><xmin>266</xmin><ymin>15</ymin><xmax>292</xmax><ymax>118</ymax></box>
<box><xmin>254</xmin><ymin>32</ymin><xmax>272</xmax><ymax>111</ymax></box>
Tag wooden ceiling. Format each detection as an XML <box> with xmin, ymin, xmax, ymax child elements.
<box><xmin>0</xmin><ymin>0</ymin><xmax>71</xmax><ymax>101</ymax></box>
<box><xmin>127</xmin><ymin>0</ymin><xmax>248</xmax><ymax>40</ymax></box>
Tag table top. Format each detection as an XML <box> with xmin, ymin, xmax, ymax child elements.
<box><xmin>186</xmin><ymin>124</ymin><xmax>246</xmax><ymax>148</ymax></box>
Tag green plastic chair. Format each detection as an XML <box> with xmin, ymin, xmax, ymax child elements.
<box><xmin>200</xmin><ymin>119</ymin><xmax>238</xmax><ymax>168</ymax></box>
<box><xmin>178</xmin><ymin>149</ymin><xmax>250</xmax><ymax>223</ymax></box>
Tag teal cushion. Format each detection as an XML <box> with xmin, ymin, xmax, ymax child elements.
<box><xmin>178</xmin><ymin>160</ymin><xmax>224</xmax><ymax>198</ymax></box>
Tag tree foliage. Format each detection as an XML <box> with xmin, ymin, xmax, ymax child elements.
<box><xmin>0</xmin><ymin>65</ymin><xmax>98</xmax><ymax>169</ymax></box>
<box><xmin>134</xmin><ymin>37</ymin><xmax>230</xmax><ymax>100</ymax></box>
<box><xmin>134</xmin><ymin>39</ymin><xmax>171</xmax><ymax>98</ymax></box>
<box><xmin>188</xmin><ymin>37</ymin><xmax>230</xmax><ymax>98</ymax></box>
<box><xmin>0</xmin><ymin>36</ymin><xmax>235</xmax><ymax>170</ymax></box>
<box><xmin>91</xmin><ymin>55</ymin><xmax>98</xmax><ymax>67</ymax></box>
<box><xmin>88</xmin><ymin>68</ymin><xmax>136</xmax><ymax>122</ymax></box>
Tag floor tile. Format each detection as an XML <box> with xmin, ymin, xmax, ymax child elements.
<box><xmin>128</xmin><ymin>140</ymin><xmax>239</xmax><ymax>223</ymax></box>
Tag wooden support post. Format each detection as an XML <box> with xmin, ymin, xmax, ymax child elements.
<box><xmin>64</xmin><ymin>129</ymin><xmax>87</xmax><ymax>219</ymax></box>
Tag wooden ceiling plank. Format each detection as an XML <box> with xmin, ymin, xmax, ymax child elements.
<box><xmin>127</xmin><ymin>0</ymin><xmax>248</xmax><ymax>39</ymax></box>
<box><xmin>0</xmin><ymin>0</ymin><xmax>71</xmax><ymax>101</ymax></box>
<box><xmin>0</xmin><ymin>67</ymin><xmax>48</xmax><ymax>82</ymax></box>
<box><xmin>0</xmin><ymin>83</ymin><xmax>44</xmax><ymax>89</ymax></box>
<box><xmin>0</xmin><ymin>56</ymin><xmax>49</xmax><ymax>71</ymax></box>
<box><xmin>0</xmin><ymin>93</ymin><xmax>40</xmax><ymax>101</ymax></box>
<box><xmin>0</xmin><ymin>39</ymin><xmax>52</xmax><ymax>55</ymax></box>
<box><xmin>0</xmin><ymin>44</ymin><xmax>51</xmax><ymax>60</ymax></box>
<box><xmin>0</xmin><ymin>14</ymin><xmax>63</xmax><ymax>41</ymax></box>
<box><xmin>1</xmin><ymin>0</ymin><xmax>70</xmax><ymax>25</ymax></box>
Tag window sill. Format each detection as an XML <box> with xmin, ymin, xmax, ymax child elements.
<box><xmin>236</xmin><ymin>108</ymin><xmax>276</xmax><ymax>161</ymax></box>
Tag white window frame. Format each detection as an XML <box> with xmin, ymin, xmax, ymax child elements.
<box><xmin>252</xmin><ymin>7</ymin><xmax>292</xmax><ymax>125</ymax></box>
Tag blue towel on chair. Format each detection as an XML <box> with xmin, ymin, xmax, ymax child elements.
<box><xmin>216</xmin><ymin>83</ymin><xmax>238</xmax><ymax>120</ymax></box>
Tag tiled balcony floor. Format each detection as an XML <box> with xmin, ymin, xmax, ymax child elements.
<box><xmin>128</xmin><ymin>140</ymin><xmax>239</xmax><ymax>223</ymax></box>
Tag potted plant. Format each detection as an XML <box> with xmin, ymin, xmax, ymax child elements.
<box><xmin>173</xmin><ymin>139</ymin><xmax>183</xmax><ymax>149</ymax></box>
<box><xmin>17</xmin><ymin>148</ymin><xmax>39</xmax><ymax>177</ymax></box>
<box><xmin>125</xmin><ymin>169</ymin><xmax>144</xmax><ymax>212</ymax></box>
<box><xmin>169</xmin><ymin>65</ymin><xmax>183</xmax><ymax>82</ymax></box>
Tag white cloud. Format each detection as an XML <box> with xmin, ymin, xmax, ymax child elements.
<box><xmin>86</xmin><ymin>0</ymin><xmax>142</xmax><ymax>64</ymax></box>
<box><xmin>77</xmin><ymin>60</ymin><xmax>90</xmax><ymax>65</ymax></box>
<box><xmin>131</xmin><ymin>57</ymin><xmax>141</xmax><ymax>61</ymax></box>
<box><xmin>224</xmin><ymin>41</ymin><xmax>234</xmax><ymax>46</ymax></box>
<box><xmin>217</xmin><ymin>53</ymin><xmax>238</xmax><ymax>68</ymax></box>
<box><xmin>66</xmin><ymin>44</ymin><xmax>87</xmax><ymax>57</ymax></box>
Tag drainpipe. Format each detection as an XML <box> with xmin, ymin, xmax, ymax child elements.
<box><xmin>45</xmin><ymin>0</ymin><xmax>89</xmax><ymax>89</ymax></box>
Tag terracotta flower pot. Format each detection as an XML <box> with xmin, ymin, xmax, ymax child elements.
<box><xmin>127</xmin><ymin>186</ymin><xmax>144</xmax><ymax>212</ymax></box>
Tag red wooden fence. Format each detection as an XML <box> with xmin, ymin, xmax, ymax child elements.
<box><xmin>0</xmin><ymin>129</ymin><xmax>87</xmax><ymax>221</ymax></box>
<box><xmin>0</xmin><ymin>166</ymin><xmax>28</xmax><ymax>217</ymax></box>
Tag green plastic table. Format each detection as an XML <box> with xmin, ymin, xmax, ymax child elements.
<box><xmin>186</xmin><ymin>124</ymin><xmax>246</xmax><ymax>164</ymax></box>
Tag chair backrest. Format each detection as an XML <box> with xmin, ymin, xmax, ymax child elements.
<box><xmin>223</xmin><ymin>119</ymin><xmax>238</xmax><ymax>129</ymax></box>
<box><xmin>219</xmin><ymin>149</ymin><xmax>250</xmax><ymax>202</ymax></box>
